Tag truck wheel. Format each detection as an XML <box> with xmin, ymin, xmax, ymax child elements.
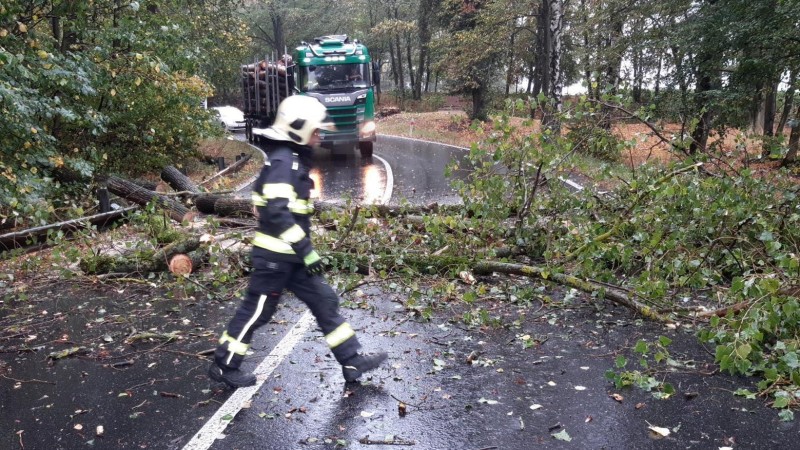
<box><xmin>359</xmin><ymin>141</ymin><xmax>373</xmax><ymax>158</ymax></box>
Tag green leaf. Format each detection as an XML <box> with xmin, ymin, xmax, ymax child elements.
<box><xmin>779</xmin><ymin>409</ymin><xmax>795</xmax><ymax>422</ymax></box>
<box><xmin>551</xmin><ymin>429</ymin><xmax>572</xmax><ymax>441</ymax></box>
<box><xmin>634</xmin><ymin>340</ymin><xmax>648</xmax><ymax>354</ymax></box>
<box><xmin>734</xmin><ymin>343</ymin><xmax>752</xmax><ymax>360</ymax></box>
<box><xmin>658</xmin><ymin>336</ymin><xmax>672</xmax><ymax>347</ymax></box>
<box><xmin>615</xmin><ymin>355</ymin><xmax>627</xmax><ymax>368</ymax></box>
<box><xmin>773</xmin><ymin>396</ymin><xmax>790</xmax><ymax>409</ymax></box>
<box><xmin>734</xmin><ymin>388</ymin><xmax>756</xmax><ymax>400</ymax></box>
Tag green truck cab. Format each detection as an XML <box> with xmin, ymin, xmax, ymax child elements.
<box><xmin>241</xmin><ymin>35</ymin><xmax>379</xmax><ymax>157</ymax></box>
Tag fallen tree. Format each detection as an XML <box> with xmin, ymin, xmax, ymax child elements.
<box><xmin>160</xmin><ymin>165</ymin><xmax>201</xmax><ymax>195</ymax></box>
<box><xmin>79</xmin><ymin>236</ymin><xmax>203</xmax><ymax>275</ymax></box>
<box><xmin>104</xmin><ymin>175</ymin><xmax>192</xmax><ymax>222</ymax></box>
<box><xmin>0</xmin><ymin>206</ymin><xmax>138</xmax><ymax>251</ymax></box>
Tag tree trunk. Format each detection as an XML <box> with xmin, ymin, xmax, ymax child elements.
<box><xmin>471</xmin><ymin>86</ymin><xmax>487</xmax><ymax>121</ymax></box>
<box><xmin>395</xmin><ymin>33</ymin><xmax>406</xmax><ymax>98</ymax></box>
<box><xmin>0</xmin><ymin>206</ymin><xmax>137</xmax><ymax>251</ymax></box>
<box><xmin>777</xmin><ymin>69</ymin><xmax>797</xmax><ymax>137</ymax></box>
<box><xmin>531</xmin><ymin>0</ymin><xmax>550</xmax><ymax>102</ymax></box>
<box><xmin>654</xmin><ymin>51</ymin><xmax>663</xmax><ymax>97</ymax></box>
<box><xmin>160</xmin><ymin>166</ymin><xmax>200</xmax><ymax>194</ymax></box>
<box><xmin>783</xmin><ymin>104</ymin><xmax>800</xmax><ymax>165</ymax></box>
<box><xmin>214</xmin><ymin>197</ymin><xmax>255</xmax><ymax>217</ymax></box>
<box><xmin>195</xmin><ymin>194</ymin><xmax>225</xmax><ymax>214</ymax></box>
<box><xmin>415</xmin><ymin>0</ymin><xmax>433</xmax><ymax>100</ymax></box>
<box><xmin>79</xmin><ymin>237</ymin><xmax>202</xmax><ymax>275</ymax></box>
<box><xmin>506</xmin><ymin>32</ymin><xmax>516</xmax><ymax>96</ymax></box>
<box><xmin>104</xmin><ymin>176</ymin><xmax>191</xmax><ymax>222</ymax></box>
<box><xmin>764</xmin><ymin>78</ymin><xmax>778</xmax><ymax>137</ymax></box>
<box><xmin>689</xmin><ymin>58</ymin><xmax>718</xmax><ymax>155</ymax></box>
<box><xmin>271</xmin><ymin>9</ymin><xmax>285</xmax><ymax>56</ymax></box>
<box><xmin>542</xmin><ymin>0</ymin><xmax>564</xmax><ymax>135</ymax></box>
<box><xmin>581</xmin><ymin>0</ymin><xmax>593</xmax><ymax>99</ymax></box>
<box><xmin>388</xmin><ymin>38</ymin><xmax>399</xmax><ymax>90</ymax></box>
<box><xmin>405</xmin><ymin>32</ymin><xmax>416</xmax><ymax>99</ymax></box>
<box><xmin>472</xmin><ymin>261</ymin><xmax>671</xmax><ymax>322</ymax></box>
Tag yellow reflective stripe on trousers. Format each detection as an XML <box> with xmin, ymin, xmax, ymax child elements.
<box><xmin>263</xmin><ymin>183</ymin><xmax>296</xmax><ymax>200</ymax></box>
<box><xmin>251</xmin><ymin>192</ymin><xmax>266</xmax><ymax>206</ymax></box>
<box><xmin>253</xmin><ymin>232</ymin><xmax>295</xmax><ymax>254</ymax></box>
<box><xmin>325</xmin><ymin>323</ymin><xmax>356</xmax><ymax>348</ymax></box>
<box><xmin>219</xmin><ymin>331</ymin><xmax>249</xmax><ymax>355</ymax></box>
<box><xmin>279</xmin><ymin>224</ymin><xmax>306</xmax><ymax>244</ymax></box>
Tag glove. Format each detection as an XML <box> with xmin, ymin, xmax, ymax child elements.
<box><xmin>304</xmin><ymin>251</ymin><xmax>324</xmax><ymax>276</ymax></box>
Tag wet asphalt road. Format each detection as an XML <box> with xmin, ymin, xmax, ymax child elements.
<box><xmin>238</xmin><ymin>134</ymin><xmax>469</xmax><ymax>206</ymax></box>
<box><xmin>3</xmin><ymin>135</ymin><xmax>799</xmax><ymax>449</ymax></box>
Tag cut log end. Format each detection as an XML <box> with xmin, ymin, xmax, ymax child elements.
<box><xmin>169</xmin><ymin>254</ymin><xmax>193</xmax><ymax>275</ymax></box>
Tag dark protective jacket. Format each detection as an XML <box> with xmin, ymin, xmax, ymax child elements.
<box><xmin>251</xmin><ymin>140</ymin><xmax>316</xmax><ymax>264</ymax></box>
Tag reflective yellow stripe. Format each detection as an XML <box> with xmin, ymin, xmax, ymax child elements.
<box><xmin>219</xmin><ymin>331</ymin><xmax>249</xmax><ymax>355</ymax></box>
<box><xmin>325</xmin><ymin>323</ymin><xmax>355</xmax><ymax>348</ymax></box>
<box><xmin>304</xmin><ymin>251</ymin><xmax>320</xmax><ymax>266</ymax></box>
<box><xmin>280</xmin><ymin>224</ymin><xmax>306</xmax><ymax>244</ymax></box>
<box><xmin>251</xmin><ymin>192</ymin><xmax>266</xmax><ymax>206</ymax></box>
<box><xmin>289</xmin><ymin>199</ymin><xmax>314</xmax><ymax>215</ymax></box>
<box><xmin>263</xmin><ymin>183</ymin><xmax>296</xmax><ymax>200</ymax></box>
<box><xmin>253</xmin><ymin>232</ymin><xmax>295</xmax><ymax>254</ymax></box>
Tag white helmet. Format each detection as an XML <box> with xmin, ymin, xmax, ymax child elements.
<box><xmin>255</xmin><ymin>96</ymin><xmax>335</xmax><ymax>145</ymax></box>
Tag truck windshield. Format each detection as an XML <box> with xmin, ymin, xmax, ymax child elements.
<box><xmin>298</xmin><ymin>63</ymin><xmax>370</xmax><ymax>92</ymax></box>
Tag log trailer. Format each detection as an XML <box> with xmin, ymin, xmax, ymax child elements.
<box><xmin>241</xmin><ymin>35</ymin><xmax>380</xmax><ymax>157</ymax></box>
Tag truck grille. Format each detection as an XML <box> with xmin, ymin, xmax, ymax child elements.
<box><xmin>325</xmin><ymin>106</ymin><xmax>358</xmax><ymax>136</ymax></box>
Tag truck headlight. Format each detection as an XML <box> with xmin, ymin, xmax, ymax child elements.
<box><xmin>360</xmin><ymin>121</ymin><xmax>376</xmax><ymax>136</ymax></box>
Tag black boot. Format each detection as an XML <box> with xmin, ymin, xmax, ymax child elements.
<box><xmin>208</xmin><ymin>362</ymin><xmax>256</xmax><ymax>388</ymax></box>
<box><xmin>342</xmin><ymin>352</ymin><xmax>388</xmax><ymax>382</ymax></box>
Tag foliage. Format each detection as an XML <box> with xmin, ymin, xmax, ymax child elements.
<box><xmin>605</xmin><ymin>336</ymin><xmax>676</xmax><ymax>399</ymax></box>
<box><xmin>0</xmin><ymin>1</ymin><xmax>247</xmax><ymax>227</ymax></box>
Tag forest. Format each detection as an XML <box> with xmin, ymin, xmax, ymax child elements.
<box><xmin>2</xmin><ymin>0</ymin><xmax>800</xmax><ymax>418</ymax></box>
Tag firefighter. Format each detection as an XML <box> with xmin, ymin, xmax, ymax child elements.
<box><xmin>208</xmin><ymin>95</ymin><xmax>387</xmax><ymax>388</ymax></box>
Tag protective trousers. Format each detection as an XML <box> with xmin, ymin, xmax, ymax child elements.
<box><xmin>214</xmin><ymin>249</ymin><xmax>361</xmax><ymax>370</ymax></box>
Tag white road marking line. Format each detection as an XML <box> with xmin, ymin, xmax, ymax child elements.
<box><xmin>377</xmin><ymin>133</ymin><xmax>468</xmax><ymax>150</ymax></box>
<box><xmin>182</xmin><ymin>311</ymin><xmax>315</xmax><ymax>450</ymax></box>
<box><xmin>372</xmin><ymin>153</ymin><xmax>394</xmax><ymax>205</ymax></box>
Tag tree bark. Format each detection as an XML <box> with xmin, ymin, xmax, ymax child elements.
<box><xmin>777</xmin><ymin>69</ymin><xmax>797</xmax><ymax>137</ymax></box>
<box><xmin>472</xmin><ymin>261</ymin><xmax>671</xmax><ymax>322</ymax></box>
<box><xmin>161</xmin><ymin>166</ymin><xmax>200</xmax><ymax>194</ymax></box>
<box><xmin>783</xmin><ymin>104</ymin><xmax>800</xmax><ymax>165</ymax></box>
<box><xmin>542</xmin><ymin>0</ymin><xmax>564</xmax><ymax>135</ymax></box>
<box><xmin>0</xmin><ymin>206</ymin><xmax>138</xmax><ymax>251</ymax></box>
<box><xmin>414</xmin><ymin>0</ymin><xmax>434</xmax><ymax>100</ymax></box>
<box><xmin>79</xmin><ymin>237</ymin><xmax>202</xmax><ymax>275</ymax></box>
<box><xmin>104</xmin><ymin>176</ymin><xmax>190</xmax><ymax>222</ymax></box>
<box><xmin>195</xmin><ymin>194</ymin><xmax>225</xmax><ymax>214</ymax></box>
<box><xmin>214</xmin><ymin>197</ymin><xmax>254</xmax><ymax>217</ymax></box>
<box><xmin>405</xmin><ymin>31</ymin><xmax>416</xmax><ymax>98</ymax></box>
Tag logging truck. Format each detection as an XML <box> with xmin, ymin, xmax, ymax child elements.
<box><xmin>241</xmin><ymin>35</ymin><xmax>380</xmax><ymax>157</ymax></box>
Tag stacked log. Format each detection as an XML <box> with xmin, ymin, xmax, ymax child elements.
<box><xmin>241</xmin><ymin>55</ymin><xmax>294</xmax><ymax>117</ymax></box>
